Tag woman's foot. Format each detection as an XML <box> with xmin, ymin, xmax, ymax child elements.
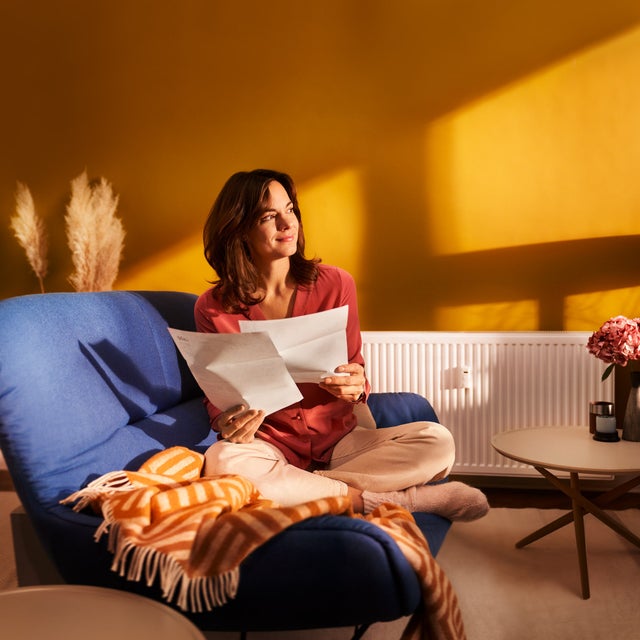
<box><xmin>362</xmin><ymin>481</ymin><xmax>489</xmax><ymax>521</ymax></box>
<box><xmin>408</xmin><ymin>482</ymin><xmax>489</xmax><ymax>521</ymax></box>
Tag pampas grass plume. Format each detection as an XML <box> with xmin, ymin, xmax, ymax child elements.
<box><xmin>66</xmin><ymin>171</ymin><xmax>125</xmax><ymax>292</ymax></box>
<box><xmin>10</xmin><ymin>182</ymin><xmax>48</xmax><ymax>293</ymax></box>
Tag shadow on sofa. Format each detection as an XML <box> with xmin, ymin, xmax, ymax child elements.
<box><xmin>0</xmin><ymin>290</ymin><xmax>451</xmax><ymax>637</ymax></box>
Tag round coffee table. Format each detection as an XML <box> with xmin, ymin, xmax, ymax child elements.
<box><xmin>0</xmin><ymin>585</ymin><xmax>206</xmax><ymax>640</ymax></box>
<box><xmin>492</xmin><ymin>426</ymin><xmax>640</xmax><ymax>599</ymax></box>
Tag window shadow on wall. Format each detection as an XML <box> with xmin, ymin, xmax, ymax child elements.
<box><xmin>349</xmin><ymin>0</ymin><xmax>640</xmax><ymax>330</ymax></box>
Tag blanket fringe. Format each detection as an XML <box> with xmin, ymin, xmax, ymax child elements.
<box><xmin>109</xmin><ymin>529</ymin><xmax>239</xmax><ymax>612</ymax></box>
<box><xmin>61</xmin><ymin>470</ymin><xmax>133</xmax><ymax>513</ymax></box>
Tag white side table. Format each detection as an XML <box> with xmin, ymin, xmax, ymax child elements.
<box><xmin>0</xmin><ymin>585</ymin><xmax>206</xmax><ymax>640</ymax></box>
<box><xmin>492</xmin><ymin>426</ymin><xmax>640</xmax><ymax>599</ymax></box>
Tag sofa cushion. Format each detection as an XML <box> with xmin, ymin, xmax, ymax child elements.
<box><xmin>0</xmin><ymin>291</ymin><xmax>207</xmax><ymax>508</ymax></box>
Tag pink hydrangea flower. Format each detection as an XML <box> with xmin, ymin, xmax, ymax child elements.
<box><xmin>587</xmin><ymin>315</ymin><xmax>640</xmax><ymax>379</ymax></box>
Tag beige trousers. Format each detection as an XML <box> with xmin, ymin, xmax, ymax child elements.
<box><xmin>203</xmin><ymin>421</ymin><xmax>455</xmax><ymax>507</ymax></box>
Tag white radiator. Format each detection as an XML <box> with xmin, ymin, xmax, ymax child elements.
<box><xmin>361</xmin><ymin>332</ymin><xmax>615</xmax><ymax>477</ymax></box>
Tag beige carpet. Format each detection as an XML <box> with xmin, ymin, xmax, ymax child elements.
<box><xmin>2</xmin><ymin>493</ymin><xmax>639</xmax><ymax>639</ymax></box>
<box><xmin>438</xmin><ymin>507</ymin><xmax>640</xmax><ymax>640</ymax></box>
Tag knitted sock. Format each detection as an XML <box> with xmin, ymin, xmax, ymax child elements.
<box><xmin>362</xmin><ymin>481</ymin><xmax>489</xmax><ymax>522</ymax></box>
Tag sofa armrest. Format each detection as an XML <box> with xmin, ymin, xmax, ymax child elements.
<box><xmin>368</xmin><ymin>392</ymin><xmax>440</xmax><ymax>428</ymax></box>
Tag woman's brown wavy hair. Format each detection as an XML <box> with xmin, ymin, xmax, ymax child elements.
<box><xmin>203</xmin><ymin>169</ymin><xmax>320</xmax><ymax>313</ymax></box>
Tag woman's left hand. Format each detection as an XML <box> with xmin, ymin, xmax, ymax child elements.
<box><xmin>318</xmin><ymin>362</ymin><xmax>366</xmax><ymax>403</ymax></box>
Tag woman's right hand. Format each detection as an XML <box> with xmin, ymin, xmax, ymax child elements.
<box><xmin>215</xmin><ymin>404</ymin><xmax>265</xmax><ymax>444</ymax></box>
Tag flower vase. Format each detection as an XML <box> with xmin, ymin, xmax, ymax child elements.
<box><xmin>622</xmin><ymin>371</ymin><xmax>640</xmax><ymax>441</ymax></box>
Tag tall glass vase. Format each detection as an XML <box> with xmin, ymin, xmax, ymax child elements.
<box><xmin>622</xmin><ymin>371</ymin><xmax>640</xmax><ymax>441</ymax></box>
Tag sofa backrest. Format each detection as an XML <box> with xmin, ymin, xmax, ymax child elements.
<box><xmin>0</xmin><ymin>291</ymin><xmax>213</xmax><ymax>511</ymax></box>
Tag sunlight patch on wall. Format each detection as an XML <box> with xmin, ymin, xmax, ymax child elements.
<box><xmin>565</xmin><ymin>285</ymin><xmax>640</xmax><ymax>331</ymax></box>
<box><xmin>298</xmin><ymin>168</ymin><xmax>366</xmax><ymax>280</ymax></box>
<box><xmin>435</xmin><ymin>300</ymin><xmax>540</xmax><ymax>331</ymax></box>
<box><xmin>425</xmin><ymin>26</ymin><xmax>640</xmax><ymax>257</ymax></box>
<box><xmin>116</xmin><ymin>232</ymin><xmax>212</xmax><ymax>295</ymax></box>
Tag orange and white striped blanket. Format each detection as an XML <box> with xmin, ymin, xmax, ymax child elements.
<box><xmin>62</xmin><ymin>446</ymin><xmax>465</xmax><ymax>640</ymax></box>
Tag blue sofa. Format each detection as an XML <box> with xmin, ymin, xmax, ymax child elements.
<box><xmin>0</xmin><ymin>290</ymin><xmax>451</xmax><ymax>636</ymax></box>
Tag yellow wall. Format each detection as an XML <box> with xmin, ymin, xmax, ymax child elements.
<box><xmin>2</xmin><ymin>0</ymin><xmax>640</xmax><ymax>331</ymax></box>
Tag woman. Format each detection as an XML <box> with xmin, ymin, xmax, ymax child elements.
<box><xmin>195</xmin><ymin>169</ymin><xmax>488</xmax><ymax>521</ymax></box>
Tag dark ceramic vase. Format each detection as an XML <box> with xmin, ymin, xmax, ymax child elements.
<box><xmin>622</xmin><ymin>370</ymin><xmax>640</xmax><ymax>442</ymax></box>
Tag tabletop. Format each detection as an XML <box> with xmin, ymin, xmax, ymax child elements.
<box><xmin>491</xmin><ymin>426</ymin><xmax>640</xmax><ymax>474</ymax></box>
<box><xmin>0</xmin><ymin>585</ymin><xmax>206</xmax><ymax>640</ymax></box>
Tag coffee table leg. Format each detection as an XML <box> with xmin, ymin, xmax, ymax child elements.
<box><xmin>516</xmin><ymin>472</ymin><xmax>640</xmax><ymax>547</ymax></box>
<box><xmin>515</xmin><ymin>512</ymin><xmax>574</xmax><ymax>548</ymax></box>
<box><xmin>570</xmin><ymin>473</ymin><xmax>590</xmax><ymax>599</ymax></box>
<box><xmin>512</xmin><ymin>465</ymin><xmax>640</xmax><ymax>599</ymax></box>
<box><xmin>535</xmin><ymin>467</ymin><xmax>640</xmax><ymax>549</ymax></box>
<box><xmin>514</xmin><ymin>467</ymin><xmax>592</xmax><ymax>598</ymax></box>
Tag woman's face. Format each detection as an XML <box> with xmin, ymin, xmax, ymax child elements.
<box><xmin>245</xmin><ymin>180</ymin><xmax>299</xmax><ymax>266</ymax></box>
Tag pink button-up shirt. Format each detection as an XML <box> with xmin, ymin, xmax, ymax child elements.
<box><xmin>194</xmin><ymin>264</ymin><xmax>369</xmax><ymax>469</ymax></box>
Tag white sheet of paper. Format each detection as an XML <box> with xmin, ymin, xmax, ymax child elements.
<box><xmin>239</xmin><ymin>305</ymin><xmax>349</xmax><ymax>383</ymax></box>
<box><xmin>168</xmin><ymin>328</ymin><xmax>303</xmax><ymax>416</ymax></box>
